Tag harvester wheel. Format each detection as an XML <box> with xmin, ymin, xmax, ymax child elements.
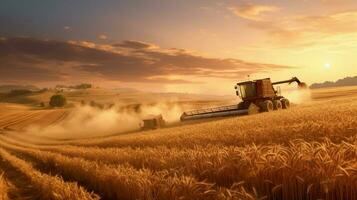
<box><xmin>261</xmin><ymin>100</ymin><xmax>274</xmax><ymax>112</ymax></box>
<box><xmin>281</xmin><ymin>98</ymin><xmax>290</xmax><ymax>109</ymax></box>
<box><xmin>273</xmin><ymin>100</ymin><xmax>282</xmax><ymax>110</ymax></box>
<box><xmin>238</xmin><ymin>101</ymin><xmax>249</xmax><ymax>110</ymax></box>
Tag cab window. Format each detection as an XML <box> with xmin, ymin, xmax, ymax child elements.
<box><xmin>239</xmin><ymin>83</ymin><xmax>257</xmax><ymax>98</ymax></box>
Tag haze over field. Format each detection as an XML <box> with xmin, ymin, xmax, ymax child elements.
<box><xmin>25</xmin><ymin>102</ymin><xmax>185</xmax><ymax>139</ymax></box>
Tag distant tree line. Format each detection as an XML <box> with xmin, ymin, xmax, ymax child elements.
<box><xmin>0</xmin><ymin>84</ymin><xmax>38</xmax><ymax>93</ymax></box>
<box><xmin>8</xmin><ymin>89</ymin><xmax>33</xmax><ymax>96</ymax></box>
<box><xmin>55</xmin><ymin>83</ymin><xmax>92</xmax><ymax>90</ymax></box>
<box><xmin>6</xmin><ymin>88</ymin><xmax>49</xmax><ymax>96</ymax></box>
<box><xmin>310</xmin><ymin>76</ymin><xmax>357</xmax><ymax>89</ymax></box>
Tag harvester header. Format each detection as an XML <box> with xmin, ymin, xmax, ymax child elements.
<box><xmin>181</xmin><ymin>77</ymin><xmax>306</xmax><ymax>121</ymax></box>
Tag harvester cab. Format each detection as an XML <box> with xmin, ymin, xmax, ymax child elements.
<box><xmin>141</xmin><ymin>114</ymin><xmax>166</xmax><ymax>130</ymax></box>
<box><xmin>234</xmin><ymin>77</ymin><xmax>307</xmax><ymax>112</ymax></box>
<box><xmin>180</xmin><ymin>77</ymin><xmax>306</xmax><ymax>121</ymax></box>
<box><xmin>235</xmin><ymin>77</ymin><xmax>306</xmax><ymax>101</ymax></box>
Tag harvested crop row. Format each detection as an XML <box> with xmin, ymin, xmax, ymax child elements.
<box><xmin>0</xmin><ymin>110</ymin><xmax>38</xmax><ymax>123</ymax></box>
<box><xmin>0</xmin><ymin>111</ymin><xmax>42</xmax><ymax>128</ymax></box>
<box><xmin>2</xmin><ymin>136</ymin><xmax>357</xmax><ymax>200</ymax></box>
<box><xmin>0</xmin><ymin>148</ymin><xmax>99</xmax><ymax>200</ymax></box>
<box><xmin>0</xmin><ymin>171</ymin><xmax>10</xmax><ymax>200</ymax></box>
<box><xmin>0</xmin><ymin>109</ymin><xmax>68</xmax><ymax>132</ymax></box>
<box><xmin>0</xmin><ymin>141</ymin><xmax>257</xmax><ymax>200</ymax></box>
<box><xmin>47</xmin><ymin>110</ymin><xmax>71</xmax><ymax>126</ymax></box>
<box><xmin>17</xmin><ymin>110</ymin><xmax>68</xmax><ymax>129</ymax></box>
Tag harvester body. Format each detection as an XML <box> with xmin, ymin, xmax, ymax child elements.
<box><xmin>236</xmin><ymin>78</ymin><xmax>277</xmax><ymax>101</ymax></box>
<box><xmin>180</xmin><ymin>77</ymin><xmax>306</xmax><ymax>121</ymax></box>
<box><xmin>141</xmin><ymin>115</ymin><xmax>165</xmax><ymax>130</ymax></box>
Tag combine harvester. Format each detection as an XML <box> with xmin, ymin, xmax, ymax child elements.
<box><xmin>141</xmin><ymin>115</ymin><xmax>166</xmax><ymax>130</ymax></box>
<box><xmin>180</xmin><ymin>77</ymin><xmax>306</xmax><ymax>121</ymax></box>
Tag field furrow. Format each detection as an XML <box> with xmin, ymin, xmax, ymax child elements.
<box><xmin>22</xmin><ymin>110</ymin><xmax>70</xmax><ymax>129</ymax></box>
<box><xmin>6</xmin><ymin>113</ymin><xmax>51</xmax><ymax>131</ymax></box>
<box><xmin>0</xmin><ymin>111</ymin><xmax>43</xmax><ymax>130</ymax></box>
<box><xmin>0</xmin><ymin>170</ymin><xmax>10</xmax><ymax>200</ymax></box>
<box><xmin>47</xmin><ymin>110</ymin><xmax>71</xmax><ymax>126</ymax></box>
<box><xmin>0</xmin><ymin>112</ymin><xmax>26</xmax><ymax>124</ymax></box>
<box><xmin>0</xmin><ymin>149</ymin><xmax>38</xmax><ymax>200</ymax></box>
<box><xmin>0</xmin><ymin>147</ymin><xmax>99</xmax><ymax>200</ymax></box>
<box><xmin>0</xmin><ymin>109</ymin><xmax>69</xmax><ymax>132</ymax></box>
<box><xmin>0</xmin><ymin>139</ymin><xmax>258</xmax><ymax>200</ymax></box>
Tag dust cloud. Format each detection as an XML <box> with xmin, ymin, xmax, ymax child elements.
<box><xmin>25</xmin><ymin>102</ymin><xmax>184</xmax><ymax>139</ymax></box>
<box><xmin>283</xmin><ymin>88</ymin><xmax>311</xmax><ymax>104</ymax></box>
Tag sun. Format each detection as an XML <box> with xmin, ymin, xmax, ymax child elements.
<box><xmin>324</xmin><ymin>63</ymin><xmax>331</xmax><ymax>69</ymax></box>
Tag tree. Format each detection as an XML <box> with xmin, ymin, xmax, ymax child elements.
<box><xmin>49</xmin><ymin>94</ymin><xmax>67</xmax><ymax>107</ymax></box>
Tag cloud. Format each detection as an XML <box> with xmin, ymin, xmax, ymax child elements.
<box><xmin>64</xmin><ymin>26</ymin><xmax>71</xmax><ymax>31</ymax></box>
<box><xmin>0</xmin><ymin>37</ymin><xmax>292</xmax><ymax>85</ymax></box>
<box><xmin>242</xmin><ymin>9</ymin><xmax>357</xmax><ymax>48</ymax></box>
<box><xmin>98</xmin><ymin>34</ymin><xmax>108</xmax><ymax>40</ymax></box>
<box><xmin>112</xmin><ymin>40</ymin><xmax>155</xmax><ymax>49</ymax></box>
<box><xmin>320</xmin><ymin>0</ymin><xmax>348</xmax><ymax>4</ymax></box>
<box><xmin>297</xmin><ymin>11</ymin><xmax>357</xmax><ymax>35</ymax></box>
<box><xmin>228</xmin><ymin>3</ymin><xmax>279</xmax><ymax>21</ymax></box>
<box><xmin>0</xmin><ymin>62</ymin><xmax>66</xmax><ymax>82</ymax></box>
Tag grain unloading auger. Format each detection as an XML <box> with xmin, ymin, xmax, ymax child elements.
<box><xmin>180</xmin><ymin>77</ymin><xmax>307</xmax><ymax>121</ymax></box>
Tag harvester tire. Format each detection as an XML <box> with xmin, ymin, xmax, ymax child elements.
<box><xmin>281</xmin><ymin>98</ymin><xmax>290</xmax><ymax>109</ymax></box>
<box><xmin>261</xmin><ymin>100</ymin><xmax>274</xmax><ymax>112</ymax></box>
<box><xmin>238</xmin><ymin>101</ymin><xmax>249</xmax><ymax>110</ymax></box>
<box><xmin>273</xmin><ymin>100</ymin><xmax>282</xmax><ymax>110</ymax></box>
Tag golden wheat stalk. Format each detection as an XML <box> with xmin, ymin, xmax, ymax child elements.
<box><xmin>0</xmin><ymin>148</ymin><xmax>99</xmax><ymax>200</ymax></box>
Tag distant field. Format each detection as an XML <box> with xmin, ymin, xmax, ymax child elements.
<box><xmin>0</xmin><ymin>87</ymin><xmax>230</xmax><ymax>107</ymax></box>
<box><xmin>311</xmin><ymin>85</ymin><xmax>357</xmax><ymax>100</ymax></box>
<box><xmin>0</xmin><ymin>105</ymin><xmax>70</xmax><ymax>131</ymax></box>
<box><xmin>0</xmin><ymin>86</ymin><xmax>356</xmax><ymax>199</ymax></box>
<box><xmin>0</xmin><ymin>88</ymin><xmax>231</xmax><ymax>133</ymax></box>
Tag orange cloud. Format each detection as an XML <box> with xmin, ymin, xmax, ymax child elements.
<box><xmin>242</xmin><ymin>10</ymin><xmax>357</xmax><ymax>48</ymax></box>
<box><xmin>0</xmin><ymin>37</ymin><xmax>293</xmax><ymax>85</ymax></box>
<box><xmin>112</xmin><ymin>40</ymin><xmax>157</xmax><ymax>49</ymax></box>
<box><xmin>298</xmin><ymin>11</ymin><xmax>357</xmax><ymax>35</ymax></box>
<box><xmin>98</xmin><ymin>34</ymin><xmax>108</xmax><ymax>40</ymax></box>
<box><xmin>228</xmin><ymin>3</ymin><xmax>279</xmax><ymax>21</ymax></box>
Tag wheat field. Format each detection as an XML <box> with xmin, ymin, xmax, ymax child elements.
<box><xmin>0</xmin><ymin>87</ymin><xmax>356</xmax><ymax>200</ymax></box>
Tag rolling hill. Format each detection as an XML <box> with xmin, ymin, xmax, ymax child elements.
<box><xmin>0</xmin><ymin>85</ymin><xmax>39</xmax><ymax>93</ymax></box>
<box><xmin>310</xmin><ymin>75</ymin><xmax>357</xmax><ymax>89</ymax></box>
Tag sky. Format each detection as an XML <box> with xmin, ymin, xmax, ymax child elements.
<box><xmin>1</xmin><ymin>0</ymin><xmax>357</xmax><ymax>94</ymax></box>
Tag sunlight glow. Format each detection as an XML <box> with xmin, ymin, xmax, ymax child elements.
<box><xmin>324</xmin><ymin>63</ymin><xmax>332</xmax><ymax>69</ymax></box>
